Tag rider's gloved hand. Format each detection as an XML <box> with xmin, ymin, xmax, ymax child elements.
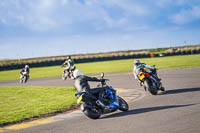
<box><xmin>100</xmin><ymin>79</ymin><xmax>106</xmax><ymax>83</ymax></box>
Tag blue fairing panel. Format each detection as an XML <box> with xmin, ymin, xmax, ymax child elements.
<box><xmin>75</xmin><ymin>92</ymin><xmax>86</xmax><ymax>96</ymax></box>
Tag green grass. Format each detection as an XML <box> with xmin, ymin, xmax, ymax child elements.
<box><xmin>0</xmin><ymin>86</ymin><xmax>77</xmax><ymax>126</ymax></box>
<box><xmin>139</xmin><ymin>54</ymin><xmax>200</xmax><ymax>69</ymax></box>
<box><xmin>1</xmin><ymin>54</ymin><xmax>200</xmax><ymax>126</ymax></box>
<box><xmin>0</xmin><ymin>54</ymin><xmax>200</xmax><ymax>81</ymax></box>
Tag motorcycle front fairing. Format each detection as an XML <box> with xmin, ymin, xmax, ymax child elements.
<box><xmin>105</xmin><ymin>86</ymin><xmax>120</xmax><ymax>109</ymax></box>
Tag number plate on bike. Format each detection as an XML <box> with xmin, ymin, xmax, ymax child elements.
<box><xmin>138</xmin><ymin>72</ymin><xmax>145</xmax><ymax>80</ymax></box>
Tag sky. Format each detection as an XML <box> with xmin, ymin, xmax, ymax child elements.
<box><xmin>0</xmin><ymin>0</ymin><xmax>200</xmax><ymax>59</ymax></box>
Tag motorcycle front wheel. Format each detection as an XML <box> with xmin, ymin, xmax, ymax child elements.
<box><xmin>24</xmin><ymin>76</ymin><xmax>28</xmax><ymax>83</ymax></box>
<box><xmin>118</xmin><ymin>96</ymin><xmax>129</xmax><ymax>111</ymax></box>
<box><xmin>62</xmin><ymin>72</ymin><xmax>67</xmax><ymax>80</ymax></box>
<box><xmin>62</xmin><ymin>76</ymin><xmax>67</xmax><ymax>80</ymax></box>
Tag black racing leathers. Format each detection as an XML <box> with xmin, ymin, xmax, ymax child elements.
<box><xmin>74</xmin><ymin>75</ymin><xmax>104</xmax><ymax>101</ymax></box>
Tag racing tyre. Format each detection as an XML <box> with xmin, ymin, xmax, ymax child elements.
<box><xmin>118</xmin><ymin>96</ymin><xmax>129</xmax><ymax>111</ymax></box>
<box><xmin>84</xmin><ymin>108</ymin><xmax>101</xmax><ymax>119</ymax></box>
<box><xmin>62</xmin><ymin>76</ymin><xmax>67</xmax><ymax>80</ymax></box>
<box><xmin>144</xmin><ymin>79</ymin><xmax>158</xmax><ymax>95</ymax></box>
<box><xmin>24</xmin><ymin>76</ymin><xmax>28</xmax><ymax>83</ymax></box>
<box><xmin>62</xmin><ymin>73</ymin><xmax>67</xmax><ymax>80</ymax></box>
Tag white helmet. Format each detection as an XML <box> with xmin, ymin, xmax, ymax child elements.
<box><xmin>73</xmin><ymin>70</ymin><xmax>83</xmax><ymax>78</ymax></box>
<box><xmin>134</xmin><ymin>59</ymin><xmax>141</xmax><ymax>65</ymax></box>
<box><xmin>25</xmin><ymin>65</ymin><xmax>29</xmax><ymax>68</ymax></box>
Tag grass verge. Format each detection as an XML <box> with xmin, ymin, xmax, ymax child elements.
<box><xmin>0</xmin><ymin>54</ymin><xmax>200</xmax><ymax>81</ymax></box>
<box><xmin>0</xmin><ymin>86</ymin><xmax>77</xmax><ymax>126</ymax></box>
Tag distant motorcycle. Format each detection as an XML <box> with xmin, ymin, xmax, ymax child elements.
<box><xmin>75</xmin><ymin>73</ymin><xmax>129</xmax><ymax>119</ymax></box>
<box><xmin>20</xmin><ymin>72</ymin><xmax>29</xmax><ymax>83</ymax></box>
<box><xmin>62</xmin><ymin>66</ymin><xmax>76</xmax><ymax>80</ymax></box>
<box><xmin>138</xmin><ymin>66</ymin><xmax>165</xmax><ymax>95</ymax></box>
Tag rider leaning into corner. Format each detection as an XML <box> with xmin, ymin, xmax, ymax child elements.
<box><xmin>73</xmin><ymin>69</ymin><xmax>110</xmax><ymax>109</ymax></box>
<box><xmin>133</xmin><ymin>59</ymin><xmax>164</xmax><ymax>91</ymax></box>
<box><xmin>20</xmin><ymin>65</ymin><xmax>30</xmax><ymax>79</ymax></box>
<box><xmin>62</xmin><ymin>56</ymin><xmax>75</xmax><ymax>72</ymax></box>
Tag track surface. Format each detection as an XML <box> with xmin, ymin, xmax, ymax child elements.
<box><xmin>1</xmin><ymin>68</ymin><xmax>200</xmax><ymax>133</ymax></box>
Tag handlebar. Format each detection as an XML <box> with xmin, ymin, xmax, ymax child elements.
<box><xmin>97</xmin><ymin>79</ymin><xmax>109</xmax><ymax>87</ymax></box>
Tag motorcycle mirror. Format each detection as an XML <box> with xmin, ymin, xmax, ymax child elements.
<box><xmin>101</xmin><ymin>73</ymin><xmax>104</xmax><ymax>78</ymax></box>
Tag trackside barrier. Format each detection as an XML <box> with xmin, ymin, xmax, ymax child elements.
<box><xmin>0</xmin><ymin>51</ymin><xmax>200</xmax><ymax>71</ymax></box>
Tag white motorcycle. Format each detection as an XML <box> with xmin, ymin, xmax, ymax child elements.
<box><xmin>62</xmin><ymin>66</ymin><xmax>76</xmax><ymax>80</ymax></box>
<box><xmin>20</xmin><ymin>72</ymin><xmax>29</xmax><ymax>83</ymax></box>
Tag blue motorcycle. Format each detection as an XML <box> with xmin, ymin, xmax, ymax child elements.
<box><xmin>75</xmin><ymin>73</ymin><xmax>129</xmax><ymax>119</ymax></box>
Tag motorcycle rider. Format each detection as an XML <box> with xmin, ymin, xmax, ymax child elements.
<box><xmin>62</xmin><ymin>55</ymin><xmax>74</xmax><ymax>66</ymax></box>
<box><xmin>62</xmin><ymin>56</ymin><xmax>75</xmax><ymax>72</ymax></box>
<box><xmin>20</xmin><ymin>65</ymin><xmax>30</xmax><ymax>79</ymax></box>
<box><xmin>73</xmin><ymin>69</ymin><xmax>109</xmax><ymax>109</ymax></box>
<box><xmin>133</xmin><ymin>59</ymin><xmax>164</xmax><ymax>91</ymax></box>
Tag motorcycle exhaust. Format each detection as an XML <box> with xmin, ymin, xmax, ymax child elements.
<box><xmin>96</xmin><ymin>100</ymin><xmax>105</xmax><ymax>108</ymax></box>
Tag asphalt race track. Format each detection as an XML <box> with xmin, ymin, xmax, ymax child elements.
<box><xmin>1</xmin><ymin>68</ymin><xmax>200</xmax><ymax>133</ymax></box>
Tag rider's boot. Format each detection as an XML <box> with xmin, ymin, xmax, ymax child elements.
<box><xmin>139</xmin><ymin>81</ymin><xmax>143</xmax><ymax>86</ymax></box>
<box><xmin>160</xmin><ymin>87</ymin><xmax>165</xmax><ymax>91</ymax></box>
<box><xmin>158</xmin><ymin>82</ymin><xmax>165</xmax><ymax>91</ymax></box>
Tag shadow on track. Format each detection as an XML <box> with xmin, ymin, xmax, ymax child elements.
<box><xmin>160</xmin><ymin>87</ymin><xmax>200</xmax><ymax>95</ymax></box>
<box><xmin>102</xmin><ymin>104</ymin><xmax>196</xmax><ymax>119</ymax></box>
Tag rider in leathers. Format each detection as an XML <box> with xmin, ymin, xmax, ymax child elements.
<box><xmin>20</xmin><ymin>65</ymin><xmax>30</xmax><ymax>80</ymax></box>
<box><xmin>62</xmin><ymin>56</ymin><xmax>75</xmax><ymax>72</ymax></box>
<box><xmin>73</xmin><ymin>70</ymin><xmax>109</xmax><ymax>109</ymax></box>
<box><xmin>133</xmin><ymin>59</ymin><xmax>161</xmax><ymax>87</ymax></box>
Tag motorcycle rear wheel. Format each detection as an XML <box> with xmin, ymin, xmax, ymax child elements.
<box><xmin>144</xmin><ymin>79</ymin><xmax>158</xmax><ymax>95</ymax></box>
<box><xmin>84</xmin><ymin>108</ymin><xmax>101</xmax><ymax>119</ymax></box>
